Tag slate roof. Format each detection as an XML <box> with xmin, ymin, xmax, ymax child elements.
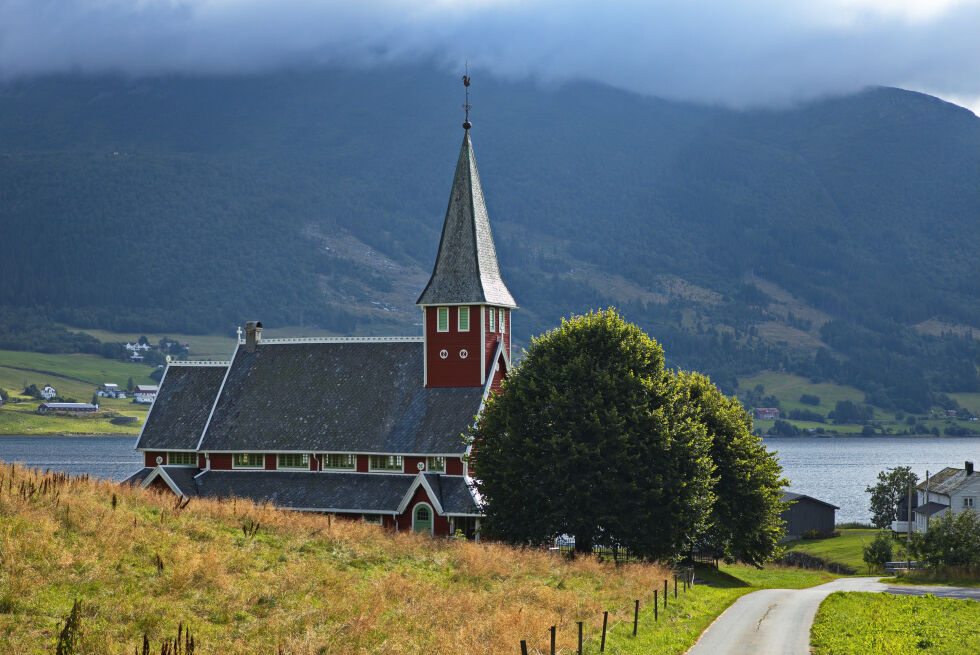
<box><xmin>914</xmin><ymin>501</ymin><xmax>951</xmax><ymax>517</ymax></box>
<box><xmin>781</xmin><ymin>491</ymin><xmax>840</xmax><ymax>509</ymax></box>
<box><xmin>135</xmin><ymin>365</ymin><xmax>227</xmax><ymax>451</ymax></box>
<box><xmin>199</xmin><ymin>341</ymin><xmax>484</xmax><ymax>454</ymax></box>
<box><xmin>917</xmin><ymin>467</ymin><xmax>975</xmax><ymax>495</ymax></box>
<box><xmin>122</xmin><ymin>468</ymin><xmax>480</xmax><ymax>514</ymax></box>
<box><xmin>416</xmin><ymin>132</ymin><xmax>516</xmax><ymax>308</ymax></box>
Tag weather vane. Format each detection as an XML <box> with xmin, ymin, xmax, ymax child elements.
<box><xmin>462</xmin><ymin>63</ymin><xmax>472</xmax><ymax>131</ymax></box>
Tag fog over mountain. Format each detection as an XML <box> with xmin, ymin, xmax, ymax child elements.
<box><xmin>1</xmin><ymin>0</ymin><xmax>977</xmax><ymax>110</ymax></box>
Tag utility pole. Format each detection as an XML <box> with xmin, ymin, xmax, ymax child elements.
<box><xmin>907</xmin><ymin>477</ymin><xmax>912</xmax><ymax>571</ymax></box>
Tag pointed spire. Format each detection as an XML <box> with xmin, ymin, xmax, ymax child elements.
<box><xmin>416</xmin><ymin>131</ymin><xmax>516</xmax><ymax>308</ymax></box>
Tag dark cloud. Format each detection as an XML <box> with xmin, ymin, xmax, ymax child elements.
<box><xmin>1</xmin><ymin>0</ymin><xmax>977</xmax><ymax>109</ymax></box>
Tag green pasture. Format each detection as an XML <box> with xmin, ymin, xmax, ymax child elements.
<box><xmin>0</xmin><ymin>400</ymin><xmax>143</xmax><ymax>435</ymax></box>
<box><xmin>783</xmin><ymin>529</ymin><xmax>887</xmax><ymax>573</ymax></box>
<box><xmin>811</xmin><ymin>592</ymin><xmax>980</xmax><ymax>655</ymax></box>
<box><xmin>0</xmin><ymin>349</ymin><xmax>157</xmax><ymax>389</ymax></box>
<box><xmin>737</xmin><ymin>371</ymin><xmax>870</xmax><ymax>416</ymax></box>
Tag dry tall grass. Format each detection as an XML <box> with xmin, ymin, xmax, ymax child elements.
<box><xmin>0</xmin><ymin>463</ymin><xmax>670</xmax><ymax>654</ymax></box>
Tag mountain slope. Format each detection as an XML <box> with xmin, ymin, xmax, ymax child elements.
<box><xmin>0</xmin><ymin>67</ymin><xmax>976</xmax><ymax>408</ymax></box>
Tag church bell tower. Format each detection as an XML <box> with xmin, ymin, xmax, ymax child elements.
<box><xmin>417</xmin><ymin>74</ymin><xmax>516</xmax><ymax>388</ymax></box>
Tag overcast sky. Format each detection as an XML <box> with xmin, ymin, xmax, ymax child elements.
<box><xmin>1</xmin><ymin>0</ymin><xmax>977</xmax><ymax>113</ymax></box>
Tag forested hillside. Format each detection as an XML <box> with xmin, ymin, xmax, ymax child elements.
<box><xmin>0</xmin><ymin>66</ymin><xmax>976</xmax><ymax>410</ymax></box>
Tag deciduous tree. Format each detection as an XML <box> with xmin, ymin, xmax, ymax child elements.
<box><xmin>866</xmin><ymin>467</ymin><xmax>918</xmax><ymax>529</ymax></box>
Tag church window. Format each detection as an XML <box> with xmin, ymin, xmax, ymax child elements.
<box><xmin>325</xmin><ymin>453</ymin><xmax>355</xmax><ymax>470</ymax></box>
<box><xmin>458</xmin><ymin>306</ymin><xmax>470</xmax><ymax>331</ymax></box>
<box><xmin>369</xmin><ymin>455</ymin><xmax>403</xmax><ymax>471</ymax></box>
<box><xmin>362</xmin><ymin>514</ymin><xmax>383</xmax><ymax>525</ymax></box>
<box><xmin>232</xmin><ymin>453</ymin><xmax>264</xmax><ymax>468</ymax></box>
<box><xmin>489</xmin><ymin>307</ymin><xmax>495</xmax><ymax>332</ymax></box>
<box><xmin>278</xmin><ymin>453</ymin><xmax>309</xmax><ymax>469</ymax></box>
<box><xmin>426</xmin><ymin>456</ymin><xmax>445</xmax><ymax>472</ymax></box>
<box><xmin>499</xmin><ymin>309</ymin><xmax>505</xmax><ymax>333</ymax></box>
<box><xmin>437</xmin><ymin>307</ymin><xmax>449</xmax><ymax>332</ymax></box>
<box><xmin>168</xmin><ymin>452</ymin><xmax>197</xmax><ymax>466</ymax></box>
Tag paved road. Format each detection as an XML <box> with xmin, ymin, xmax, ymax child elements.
<box><xmin>686</xmin><ymin>578</ymin><xmax>979</xmax><ymax>655</ymax></box>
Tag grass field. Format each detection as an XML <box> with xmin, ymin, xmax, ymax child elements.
<box><xmin>0</xmin><ymin>349</ymin><xmax>157</xmax><ymax>390</ymax></box>
<box><xmin>783</xmin><ymin>529</ymin><xmax>886</xmax><ymax>573</ymax></box>
<box><xmin>0</xmin><ymin>463</ymin><xmax>672</xmax><ymax>655</ymax></box>
<box><xmin>0</xmin><ymin>398</ymin><xmax>146</xmax><ymax>435</ymax></box>
<box><xmin>810</xmin><ymin>592</ymin><xmax>980</xmax><ymax>654</ymax></box>
<box><xmin>596</xmin><ymin>564</ymin><xmax>838</xmax><ymax>654</ymax></box>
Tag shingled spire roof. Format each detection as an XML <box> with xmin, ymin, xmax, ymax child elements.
<box><xmin>416</xmin><ymin>132</ymin><xmax>516</xmax><ymax>308</ymax></box>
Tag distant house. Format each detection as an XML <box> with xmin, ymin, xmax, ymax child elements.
<box><xmin>133</xmin><ymin>385</ymin><xmax>159</xmax><ymax>404</ymax></box>
<box><xmin>945</xmin><ymin>409</ymin><xmax>958</xmax><ymax>417</ymax></box>
<box><xmin>38</xmin><ymin>402</ymin><xmax>99</xmax><ymax>413</ymax></box>
<box><xmin>41</xmin><ymin>386</ymin><xmax>57</xmax><ymax>400</ymax></box>
<box><xmin>913</xmin><ymin>461</ymin><xmax>979</xmax><ymax>532</ymax></box>
<box><xmin>754</xmin><ymin>408</ymin><xmax>780</xmax><ymax>420</ymax></box>
<box><xmin>780</xmin><ymin>491</ymin><xmax>838</xmax><ymax>538</ymax></box>
<box><xmin>98</xmin><ymin>383</ymin><xmax>125</xmax><ymax>399</ymax></box>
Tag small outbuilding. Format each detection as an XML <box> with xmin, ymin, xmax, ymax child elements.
<box><xmin>780</xmin><ymin>491</ymin><xmax>838</xmax><ymax>538</ymax></box>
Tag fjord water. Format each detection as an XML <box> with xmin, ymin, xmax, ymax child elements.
<box><xmin>0</xmin><ymin>435</ymin><xmax>977</xmax><ymax>523</ymax></box>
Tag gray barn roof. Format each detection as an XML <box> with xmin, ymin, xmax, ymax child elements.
<box><xmin>135</xmin><ymin>365</ymin><xmax>227</xmax><ymax>451</ymax></box>
<box><xmin>781</xmin><ymin>491</ymin><xmax>840</xmax><ymax>510</ymax></box>
<box><xmin>416</xmin><ymin>132</ymin><xmax>516</xmax><ymax>308</ymax></box>
<box><xmin>198</xmin><ymin>341</ymin><xmax>484</xmax><ymax>454</ymax></box>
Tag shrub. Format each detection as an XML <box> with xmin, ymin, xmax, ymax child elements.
<box><xmin>862</xmin><ymin>532</ymin><xmax>893</xmax><ymax>572</ymax></box>
<box><xmin>910</xmin><ymin>510</ymin><xmax>980</xmax><ymax>567</ymax></box>
<box><xmin>799</xmin><ymin>394</ymin><xmax>820</xmax><ymax>406</ymax></box>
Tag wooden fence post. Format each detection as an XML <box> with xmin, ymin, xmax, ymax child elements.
<box><xmin>664</xmin><ymin>579</ymin><xmax>668</xmax><ymax>608</ymax></box>
<box><xmin>654</xmin><ymin>590</ymin><xmax>658</xmax><ymax>621</ymax></box>
<box><xmin>674</xmin><ymin>575</ymin><xmax>678</xmax><ymax>598</ymax></box>
<box><xmin>578</xmin><ymin>621</ymin><xmax>583</xmax><ymax>655</ymax></box>
<box><xmin>550</xmin><ymin>625</ymin><xmax>556</xmax><ymax>655</ymax></box>
<box><xmin>520</xmin><ymin>640</ymin><xmax>528</xmax><ymax>655</ymax></box>
<box><xmin>600</xmin><ymin>611</ymin><xmax>608</xmax><ymax>652</ymax></box>
<box><xmin>633</xmin><ymin>599</ymin><xmax>639</xmax><ymax>636</ymax></box>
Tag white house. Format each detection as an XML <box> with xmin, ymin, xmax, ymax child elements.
<box><xmin>133</xmin><ymin>385</ymin><xmax>159</xmax><ymax>404</ymax></box>
<box><xmin>913</xmin><ymin>461</ymin><xmax>979</xmax><ymax>532</ymax></box>
<box><xmin>97</xmin><ymin>383</ymin><xmax>125</xmax><ymax>399</ymax></box>
<box><xmin>41</xmin><ymin>386</ymin><xmax>57</xmax><ymax>400</ymax></box>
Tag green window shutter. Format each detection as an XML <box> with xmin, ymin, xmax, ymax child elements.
<box><xmin>458</xmin><ymin>306</ymin><xmax>469</xmax><ymax>331</ymax></box>
<box><xmin>437</xmin><ymin>307</ymin><xmax>449</xmax><ymax>332</ymax></box>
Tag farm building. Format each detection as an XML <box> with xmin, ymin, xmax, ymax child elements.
<box><xmin>38</xmin><ymin>402</ymin><xmax>99</xmax><ymax>413</ymax></box>
<box><xmin>41</xmin><ymin>386</ymin><xmax>57</xmax><ymax>400</ymax></box>
<box><xmin>780</xmin><ymin>491</ymin><xmax>838</xmax><ymax>538</ymax></box>
<box><xmin>133</xmin><ymin>385</ymin><xmax>159</xmax><ymax>404</ymax></box>
<box><xmin>126</xmin><ymin>113</ymin><xmax>513</xmax><ymax>537</ymax></box>
<box><xmin>913</xmin><ymin>462</ymin><xmax>979</xmax><ymax>532</ymax></box>
<box><xmin>753</xmin><ymin>408</ymin><xmax>780</xmax><ymax>420</ymax></box>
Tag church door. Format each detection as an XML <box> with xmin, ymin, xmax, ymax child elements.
<box><xmin>413</xmin><ymin>503</ymin><xmax>433</xmax><ymax>534</ymax></box>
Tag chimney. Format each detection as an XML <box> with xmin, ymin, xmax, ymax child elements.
<box><xmin>244</xmin><ymin>321</ymin><xmax>263</xmax><ymax>353</ymax></box>
<box><xmin>967</xmin><ymin>461</ymin><xmax>974</xmax><ymax>476</ymax></box>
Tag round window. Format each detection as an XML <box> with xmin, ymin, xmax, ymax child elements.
<box><xmin>459</xmin><ymin>349</ymin><xmax>468</xmax><ymax>359</ymax></box>
<box><xmin>439</xmin><ymin>349</ymin><xmax>448</xmax><ymax>359</ymax></box>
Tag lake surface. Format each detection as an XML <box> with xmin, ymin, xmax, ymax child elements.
<box><xmin>0</xmin><ymin>435</ymin><xmax>976</xmax><ymax>523</ymax></box>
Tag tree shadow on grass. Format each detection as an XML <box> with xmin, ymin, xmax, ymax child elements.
<box><xmin>693</xmin><ymin>564</ymin><xmax>751</xmax><ymax>588</ymax></box>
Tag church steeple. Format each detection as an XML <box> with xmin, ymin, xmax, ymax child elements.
<box><xmin>418</xmin><ymin>75</ymin><xmax>515</xmax><ymax>389</ymax></box>
<box><xmin>416</xmin><ymin>130</ymin><xmax>516</xmax><ymax>308</ymax></box>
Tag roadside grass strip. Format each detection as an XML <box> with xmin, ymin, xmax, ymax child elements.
<box><xmin>811</xmin><ymin>591</ymin><xmax>980</xmax><ymax>655</ymax></box>
<box><xmin>593</xmin><ymin>564</ymin><xmax>837</xmax><ymax>654</ymax></box>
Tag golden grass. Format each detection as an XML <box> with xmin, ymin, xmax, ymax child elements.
<box><xmin>0</xmin><ymin>463</ymin><xmax>669</xmax><ymax>654</ymax></box>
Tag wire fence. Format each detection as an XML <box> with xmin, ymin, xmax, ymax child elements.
<box><xmin>518</xmin><ymin>567</ymin><xmax>697</xmax><ymax>654</ymax></box>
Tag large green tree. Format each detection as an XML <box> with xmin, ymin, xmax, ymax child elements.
<box><xmin>910</xmin><ymin>509</ymin><xmax>980</xmax><ymax>567</ymax></box>
<box><xmin>471</xmin><ymin>309</ymin><xmax>714</xmax><ymax>559</ymax></box>
<box><xmin>866</xmin><ymin>467</ymin><xmax>918</xmax><ymax>529</ymax></box>
<box><xmin>678</xmin><ymin>371</ymin><xmax>787</xmax><ymax>566</ymax></box>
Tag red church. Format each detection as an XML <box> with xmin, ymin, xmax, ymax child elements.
<box><xmin>126</xmin><ymin>115</ymin><xmax>515</xmax><ymax>538</ymax></box>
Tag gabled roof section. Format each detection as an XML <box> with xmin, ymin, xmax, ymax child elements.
<box><xmin>417</xmin><ymin>132</ymin><xmax>516</xmax><ymax>308</ymax></box>
<box><xmin>918</xmin><ymin>467</ymin><xmax>974</xmax><ymax>495</ymax></box>
<box><xmin>198</xmin><ymin>342</ymin><xmax>483</xmax><ymax>453</ymax></box>
<box><xmin>780</xmin><ymin>491</ymin><xmax>840</xmax><ymax>510</ymax></box>
<box><xmin>135</xmin><ymin>364</ymin><xmax>227</xmax><ymax>451</ymax></box>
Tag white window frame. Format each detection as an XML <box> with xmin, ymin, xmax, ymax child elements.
<box><xmin>489</xmin><ymin>307</ymin><xmax>495</xmax><ymax>332</ymax></box>
<box><xmin>369</xmin><ymin>455</ymin><xmax>403</xmax><ymax>472</ymax></box>
<box><xmin>425</xmin><ymin>456</ymin><xmax>446</xmax><ymax>473</ymax></box>
<box><xmin>277</xmin><ymin>453</ymin><xmax>310</xmax><ymax>470</ymax></box>
<box><xmin>437</xmin><ymin>307</ymin><xmax>450</xmax><ymax>332</ymax></box>
<box><xmin>324</xmin><ymin>453</ymin><xmax>356</xmax><ymax>470</ymax></box>
<box><xmin>231</xmin><ymin>453</ymin><xmax>265</xmax><ymax>469</ymax></box>
<box><xmin>499</xmin><ymin>308</ymin><xmax>505</xmax><ymax>333</ymax></box>
<box><xmin>965</xmin><ymin>497</ymin><xmax>975</xmax><ymax>508</ymax></box>
<box><xmin>458</xmin><ymin>306</ymin><xmax>470</xmax><ymax>332</ymax></box>
<box><xmin>167</xmin><ymin>452</ymin><xmax>197</xmax><ymax>467</ymax></box>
